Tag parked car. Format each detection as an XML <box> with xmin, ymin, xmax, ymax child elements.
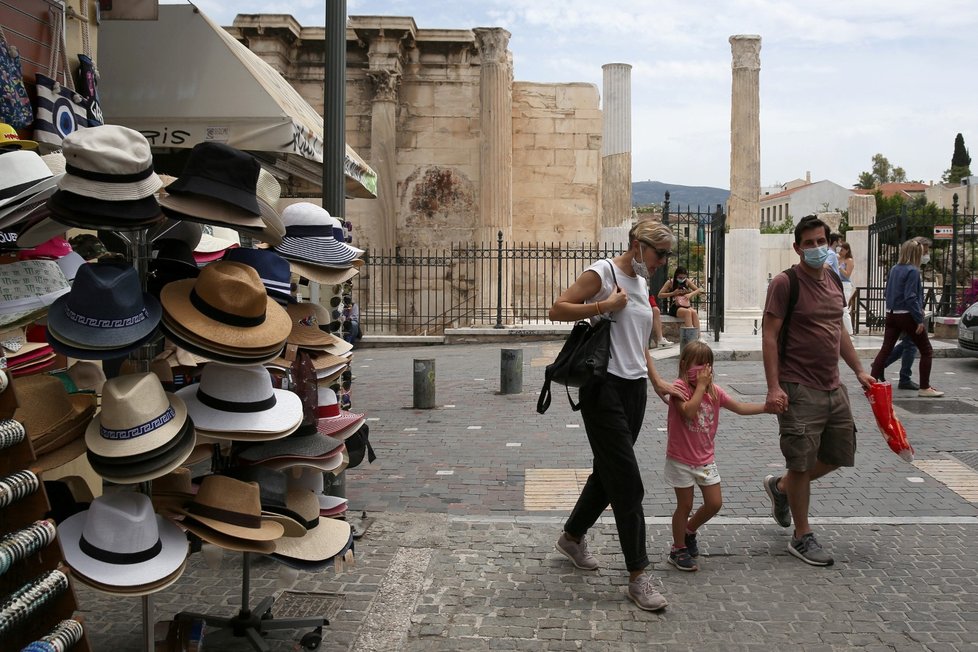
<box><xmin>960</xmin><ymin>302</ymin><xmax>978</xmax><ymax>355</ymax></box>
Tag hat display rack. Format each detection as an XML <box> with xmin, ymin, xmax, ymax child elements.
<box><xmin>0</xmin><ymin>374</ymin><xmax>93</xmax><ymax>652</ymax></box>
<box><xmin>1</xmin><ymin>128</ymin><xmax>372</xmax><ymax>650</ymax></box>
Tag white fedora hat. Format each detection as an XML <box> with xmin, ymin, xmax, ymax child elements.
<box><xmin>176</xmin><ymin>363</ymin><xmax>302</xmax><ymax>434</ymax></box>
<box><xmin>59</xmin><ymin>491</ymin><xmax>189</xmax><ymax>588</ymax></box>
<box><xmin>0</xmin><ymin>150</ymin><xmax>61</xmax><ymax>223</ymax></box>
<box><xmin>57</xmin><ymin>125</ymin><xmax>162</xmax><ymax>200</ymax></box>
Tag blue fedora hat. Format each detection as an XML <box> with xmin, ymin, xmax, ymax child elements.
<box><xmin>223</xmin><ymin>247</ymin><xmax>294</xmax><ymax>305</ymax></box>
<box><xmin>46</xmin><ymin>262</ymin><xmax>162</xmax><ymax>350</ymax></box>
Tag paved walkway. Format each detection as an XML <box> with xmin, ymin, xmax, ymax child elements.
<box><xmin>79</xmin><ymin>336</ymin><xmax>978</xmax><ymax>651</ymax></box>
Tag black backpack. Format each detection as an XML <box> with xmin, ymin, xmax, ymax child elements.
<box><xmin>770</xmin><ymin>265</ymin><xmax>845</xmax><ymax>362</ymax></box>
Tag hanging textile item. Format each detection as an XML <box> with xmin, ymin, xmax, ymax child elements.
<box><xmin>75</xmin><ymin>0</ymin><xmax>102</xmax><ymax>126</ymax></box>
<box><xmin>33</xmin><ymin>6</ymin><xmax>91</xmax><ymax>148</ymax></box>
<box><xmin>0</xmin><ymin>25</ymin><xmax>33</xmax><ymax>128</ymax></box>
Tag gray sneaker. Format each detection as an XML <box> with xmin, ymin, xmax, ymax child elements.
<box><xmin>555</xmin><ymin>532</ymin><xmax>599</xmax><ymax>570</ymax></box>
<box><xmin>788</xmin><ymin>532</ymin><xmax>834</xmax><ymax>567</ymax></box>
<box><xmin>764</xmin><ymin>474</ymin><xmax>791</xmax><ymax>528</ymax></box>
<box><xmin>627</xmin><ymin>574</ymin><xmax>668</xmax><ymax>611</ymax></box>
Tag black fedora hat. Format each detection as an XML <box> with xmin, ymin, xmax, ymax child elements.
<box><xmin>47</xmin><ymin>262</ymin><xmax>162</xmax><ymax>349</ymax></box>
<box><xmin>163</xmin><ymin>142</ymin><xmax>261</xmax><ymax>216</ymax></box>
<box><xmin>147</xmin><ymin>239</ymin><xmax>200</xmax><ymax>299</ymax></box>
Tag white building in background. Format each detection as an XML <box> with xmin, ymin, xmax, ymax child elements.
<box><xmin>759</xmin><ymin>179</ymin><xmax>854</xmax><ymax>228</ymax></box>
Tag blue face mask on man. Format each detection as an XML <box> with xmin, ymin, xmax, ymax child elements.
<box><xmin>802</xmin><ymin>244</ymin><xmax>830</xmax><ymax>269</ymax></box>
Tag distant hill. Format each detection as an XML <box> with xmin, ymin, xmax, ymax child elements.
<box><xmin>632</xmin><ymin>181</ymin><xmax>729</xmax><ymax>210</ymax></box>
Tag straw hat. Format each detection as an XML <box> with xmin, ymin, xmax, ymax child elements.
<box><xmin>286</xmin><ymin>467</ymin><xmax>348</xmax><ymax>511</ymax></box>
<box><xmin>236</xmin><ymin>427</ymin><xmax>345</xmax><ymax>464</ymax></box>
<box><xmin>178</xmin><ymin>475</ymin><xmax>283</xmax><ymax>541</ymax></box>
<box><xmin>176</xmin><ymin>363</ymin><xmax>302</xmax><ymax>435</ymax></box>
<box><xmin>160</xmin><ymin>261</ymin><xmax>291</xmax><ymax>351</ymax></box>
<box><xmin>179</xmin><ymin>519</ymin><xmax>276</xmax><ymax>555</ymax></box>
<box><xmin>288</xmin><ymin>259</ymin><xmax>360</xmax><ymax>286</ymax></box>
<box><xmin>85</xmin><ymin>372</ymin><xmax>188</xmax><ymax>458</ymax></box>
<box><xmin>72</xmin><ymin>556</ymin><xmax>188</xmax><ymax>597</ymax></box>
<box><xmin>284</xmin><ymin>303</ymin><xmax>343</xmax><ymax>349</ymax></box>
<box><xmin>66</xmin><ymin>361</ymin><xmax>106</xmax><ymax>394</ymax></box>
<box><xmin>271</xmin><ymin>497</ymin><xmax>353</xmax><ymax>563</ymax></box>
<box><xmin>257</xmin><ymin>447</ymin><xmax>345</xmax><ymax>473</ymax></box>
<box><xmin>0</xmin><ymin>259</ymin><xmax>70</xmax><ymax>329</ymax></box>
<box><xmin>59</xmin><ymin>491</ymin><xmax>189</xmax><ymax>588</ymax></box>
<box><xmin>12</xmin><ymin>374</ymin><xmax>96</xmax><ymax>456</ymax></box>
<box><xmin>58</xmin><ymin>125</ymin><xmax>162</xmax><ymax>200</ymax></box>
<box><xmin>221</xmin><ymin>466</ymin><xmax>309</xmax><ymax>537</ymax></box>
<box><xmin>87</xmin><ymin>416</ymin><xmax>197</xmax><ymax>484</ymax></box>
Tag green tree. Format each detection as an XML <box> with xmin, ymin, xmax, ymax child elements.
<box><xmin>855</xmin><ymin>153</ymin><xmax>908</xmax><ymax>187</ymax></box>
<box><xmin>941</xmin><ymin>133</ymin><xmax>972</xmax><ymax>184</ymax></box>
<box><xmin>855</xmin><ymin>171</ymin><xmax>876</xmax><ymax>189</ymax></box>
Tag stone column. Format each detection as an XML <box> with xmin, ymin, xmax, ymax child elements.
<box><xmin>847</xmin><ymin>194</ymin><xmax>876</xmax><ymax>291</ymax></box>
<box><xmin>367</xmin><ymin>69</ymin><xmax>400</xmax><ymax>251</ymax></box>
<box><xmin>724</xmin><ymin>35</ymin><xmax>764</xmax><ymax>335</ymax></box>
<box><xmin>473</xmin><ymin>28</ymin><xmax>513</xmax><ymax>244</ymax></box>
<box><xmin>600</xmin><ymin>63</ymin><xmax>632</xmax><ymax>247</ymax></box>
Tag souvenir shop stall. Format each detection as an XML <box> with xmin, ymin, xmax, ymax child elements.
<box><xmin>0</xmin><ymin>122</ymin><xmax>375</xmax><ymax>651</ymax></box>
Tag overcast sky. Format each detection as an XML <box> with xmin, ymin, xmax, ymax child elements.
<box><xmin>170</xmin><ymin>0</ymin><xmax>978</xmax><ymax>190</ymax></box>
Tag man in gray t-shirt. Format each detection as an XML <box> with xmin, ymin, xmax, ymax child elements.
<box><xmin>760</xmin><ymin>215</ymin><xmax>874</xmax><ymax>568</ymax></box>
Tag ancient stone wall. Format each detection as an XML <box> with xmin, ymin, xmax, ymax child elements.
<box><xmin>512</xmin><ymin>82</ymin><xmax>602</xmax><ymax>243</ymax></box>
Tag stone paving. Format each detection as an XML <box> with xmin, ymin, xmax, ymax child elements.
<box><xmin>76</xmin><ymin>339</ymin><xmax>978</xmax><ymax>651</ymax></box>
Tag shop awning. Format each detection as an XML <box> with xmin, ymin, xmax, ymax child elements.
<box><xmin>97</xmin><ymin>4</ymin><xmax>377</xmax><ymax>199</ymax></box>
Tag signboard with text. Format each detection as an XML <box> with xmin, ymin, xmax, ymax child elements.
<box><xmin>933</xmin><ymin>226</ymin><xmax>953</xmax><ymax>240</ymax></box>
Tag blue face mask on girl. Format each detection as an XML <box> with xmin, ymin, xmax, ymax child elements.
<box><xmin>802</xmin><ymin>244</ymin><xmax>830</xmax><ymax>269</ymax></box>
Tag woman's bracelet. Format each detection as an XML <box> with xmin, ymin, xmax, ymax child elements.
<box><xmin>595</xmin><ymin>300</ymin><xmax>602</xmax><ymax>315</ymax></box>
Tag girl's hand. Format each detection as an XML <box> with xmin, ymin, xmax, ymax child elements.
<box><xmin>696</xmin><ymin>364</ymin><xmax>713</xmax><ymax>388</ymax></box>
<box><xmin>916</xmin><ymin>323</ymin><xmax>926</xmax><ymax>335</ymax></box>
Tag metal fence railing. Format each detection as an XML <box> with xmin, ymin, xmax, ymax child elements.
<box><xmin>352</xmin><ymin>213</ymin><xmax>726</xmax><ymax>336</ymax></box>
<box><xmin>861</xmin><ymin>196</ymin><xmax>978</xmax><ymax>332</ymax></box>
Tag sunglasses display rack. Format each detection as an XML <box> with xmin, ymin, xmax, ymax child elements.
<box><xmin>0</xmin><ymin>377</ymin><xmax>93</xmax><ymax>652</ymax></box>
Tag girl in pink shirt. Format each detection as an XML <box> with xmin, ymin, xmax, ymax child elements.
<box><xmin>665</xmin><ymin>341</ymin><xmax>773</xmax><ymax>571</ymax></box>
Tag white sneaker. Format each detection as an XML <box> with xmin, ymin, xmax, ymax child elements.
<box><xmin>659</xmin><ymin>338</ymin><xmax>675</xmax><ymax>348</ymax></box>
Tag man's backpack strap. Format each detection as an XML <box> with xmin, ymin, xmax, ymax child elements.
<box><xmin>776</xmin><ymin>265</ymin><xmax>846</xmax><ymax>363</ymax></box>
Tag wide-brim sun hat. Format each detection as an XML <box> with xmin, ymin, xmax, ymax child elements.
<box><xmin>59</xmin><ymin>491</ymin><xmax>189</xmax><ymax>588</ymax></box>
<box><xmin>176</xmin><ymin>363</ymin><xmax>302</xmax><ymax>434</ymax></box>
<box><xmin>288</xmin><ymin>259</ymin><xmax>360</xmax><ymax>286</ymax></box>
<box><xmin>160</xmin><ymin>260</ymin><xmax>291</xmax><ymax>351</ymax></box>
<box><xmin>85</xmin><ymin>372</ymin><xmax>188</xmax><ymax>458</ymax></box>
<box><xmin>271</xmin><ymin>512</ymin><xmax>352</xmax><ymax>563</ymax></box>
<box><xmin>236</xmin><ymin>430</ymin><xmax>345</xmax><ymax>463</ymax></box>
<box><xmin>257</xmin><ymin>449</ymin><xmax>345</xmax><ymax>473</ymax></box>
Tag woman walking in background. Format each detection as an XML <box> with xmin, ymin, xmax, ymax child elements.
<box><xmin>549</xmin><ymin>220</ymin><xmax>684</xmax><ymax>612</ymax></box>
<box><xmin>838</xmin><ymin>241</ymin><xmax>856</xmax><ymax>334</ymax></box>
<box><xmin>870</xmin><ymin>238</ymin><xmax>943</xmax><ymax>397</ymax></box>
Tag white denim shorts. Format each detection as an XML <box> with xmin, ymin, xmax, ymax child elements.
<box><xmin>664</xmin><ymin>457</ymin><xmax>721</xmax><ymax>488</ymax></box>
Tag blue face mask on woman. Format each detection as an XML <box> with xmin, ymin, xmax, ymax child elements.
<box><xmin>802</xmin><ymin>244</ymin><xmax>829</xmax><ymax>269</ymax></box>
